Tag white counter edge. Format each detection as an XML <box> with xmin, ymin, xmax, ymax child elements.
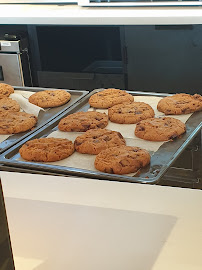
<box><xmin>1</xmin><ymin>5</ymin><xmax>202</xmax><ymax>25</ymax></box>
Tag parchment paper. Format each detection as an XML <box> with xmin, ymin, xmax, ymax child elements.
<box><xmin>19</xmin><ymin>130</ymin><xmax>137</xmax><ymax>176</ymax></box>
<box><xmin>0</xmin><ymin>90</ymin><xmax>44</xmax><ymax>143</ymax></box>
<box><xmin>10</xmin><ymin>90</ymin><xmax>46</xmax><ymax>115</ymax></box>
<box><xmin>18</xmin><ymin>95</ymin><xmax>193</xmax><ymax>175</ymax></box>
<box><xmin>88</xmin><ymin>96</ymin><xmax>192</xmax><ymax>143</ymax></box>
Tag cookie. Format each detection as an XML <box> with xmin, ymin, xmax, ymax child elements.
<box><xmin>0</xmin><ymin>111</ymin><xmax>37</xmax><ymax>134</ymax></box>
<box><xmin>19</xmin><ymin>137</ymin><xmax>74</xmax><ymax>162</ymax></box>
<box><xmin>58</xmin><ymin>111</ymin><xmax>108</xmax><ymax>132</ymax></box>
<box><xmin>29</xmin><ymin>90</ymin><xmax>71</xmax><ymax>108</ymax></box>
<box><xmin>94</xmin><ymin>146</ymin><xmax>150</xmax><ymax>175</ymax></box>
<box><xmin>89</xmin><ymin>88</ymin><xmax>134</xmax><ymax>109</ymax></box>
<box><xmin>157</xmin><ymin>93</ymin><xmax>202</xmax><ymax>115</ymax></box>
<box><xmin>74</xmin><ymin>129</ymin><xmax>126</xmax><ymax>155</ymax></box>
<box><xmin>108</xmin><ymin>102</ymin><xmax>155</xmax><ymax>124</ymax></box>
<box><xmin>135</xmin><ymin>117</ymin><xmax>186</xmax><ymax>141</ymax></box>
<box><xmin>0</xmin><ymin>83</ymin><xmax>14</xmax><ymax>98</ymax></box>
<box><xmin>0</xmin><ymin>97</ymin><xmax>20</xmax><ymax>112</ymax></box>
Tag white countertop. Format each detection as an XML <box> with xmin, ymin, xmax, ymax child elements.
<box><xmin>1</xmin><ymin>171</ymin><xmax>202</xmax><ymax>270</ymax></box>
<box><xmin>1</xmin><ymin>4</ymin><xmax>202</xmax><ymax>25</ymax></box>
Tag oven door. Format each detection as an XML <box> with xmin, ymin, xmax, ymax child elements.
<box><xmin>0</xmin><ymin>53</ymin><xmax>24</xmax><ymax>86</ymax></box>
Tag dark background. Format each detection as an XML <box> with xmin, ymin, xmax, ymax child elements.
<box><xmin>1</xmin><ymin>24</ymin><xmax>202</xmax><ymax>94</ymax></box>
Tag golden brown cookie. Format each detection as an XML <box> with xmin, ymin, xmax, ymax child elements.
<box><xmin>89</xmin><ymin>88</ymin><xmax>134</xmax><ymax>109</ymax></box>
<box><xmin>157</xmin><ymin>93</ymin><xmax>202</xmax><ymax>115</ymax></box>
<box><xmin>108</xmin><ymin>102</ymin><xmax>155</xmax><ymax>124</ymax></box>
<box><xmin>29</xmin><ymin>90</ymin><xmax>71</xmax><ymax>108</ymax></box>
<box><xmin>19</xmin><ymin>137</ymin><xmax>74</xmax><ymax>162</ymax></box>
<box><xmin>0</xmin><ymin>97</ymin><xmax>20</xmax><ymax>112</ymax></box>
<box><xmin>0</xmin><ymin>83</ymin><xmax>14</xmax><ymax>98</ymax></box>
<box><xmin>74</xmin><ymin>129</ymin><xmax>126</xmax><ymax>155</ymax></box>
<box><xmin>94</xmin><ymin>146</ymin><xmax>150</xmax><ymax>175</ymax></box>
<box><xmin>135</xmin><ymin>117</ymin><xmax>186</xmax><ymax>141</ymax></box>
<box><xmin>0</xmin><ymin>111</ymin><xmax>37</xmax><ymax>134</ymax></box>
<box><xmin>58</xmin><ymin>111</ymin><xmax>108</xmax><ymax>132</ymax></box>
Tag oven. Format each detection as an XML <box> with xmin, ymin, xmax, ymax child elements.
<box><xmin>28</xmin><ymin>25</ymin><xmax>125</xmax><ymax>90</ymax></box>
<box><xmin>0</xmin><ymin>39</ymin><xmax>32</xmax><ymax>86</ymax></box>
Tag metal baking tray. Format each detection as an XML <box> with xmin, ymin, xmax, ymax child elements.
<box><xmin>0</xmin><ymin>89</ymin><xmax>201</xmax><ymax>184</ymax></box>
<box><xmin>0</xmin><ymin>86</ymin><xmax>88</xmax><ymax>154</ymax></box>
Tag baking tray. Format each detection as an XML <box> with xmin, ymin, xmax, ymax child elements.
<box><xmin>0</xmin><ymin>86</ymin><xmax>88</xmax><ymax>154</ymax></box>
<box><xmin>0</xmin><ymin>89</ymin><xmax>201</xmax><ymax>184</ymax></box>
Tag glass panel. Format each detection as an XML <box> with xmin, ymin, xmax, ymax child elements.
<box><xmin>36</xmin><ymin>26</ymin><xmax>122</xmax><ymax>73</ymax></box>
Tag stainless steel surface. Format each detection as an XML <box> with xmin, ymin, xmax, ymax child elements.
<box><xmin>0</xmin><ymin>40</ymin><xmax>20</xmax><ymax>53</ymax></box>
<box><xmin>0</xmin><ymin>40</ymin><xmax>27</xmax><ymax>86</ymax></box>
<box><xmin>0</xmin><ymin>164</ymin><xmax>68</xmax><ymax>176</ymax></box>
<box><xmin>0</xmin><ymin>54</ymin><xmax>24</xmax><ymax>86</ymax></box>
<box><xmin>0</xmin><ymin>86</ymin><xmax>88</xmax><ymax>154</ymax></box>
<box><xmin>0</xmin><ymin>89</ymin><xmax>201</xmax><ymax>184</ymax></box>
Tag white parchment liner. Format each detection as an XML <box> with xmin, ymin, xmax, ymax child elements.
<box><xmin>18</xmin><ymin>95</ymin><xmax>193</xmax><ymax>175</ymax></box>
<box><xmin>0</xmin><ymin>90</ymin><xmax>45</xmax><ymax>143</ymax></box>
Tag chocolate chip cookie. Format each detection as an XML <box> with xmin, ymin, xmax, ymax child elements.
<box><xmin>135</xmin><ymin>117</ymin><xmax>186</xmax><ymax>141</ymax></box>
<box><xmin>0</xmin><ymin>97</ymin><xmax>20</xmax><ymax>112</ymax></box>
<box><xmin>157</xmin><ymin>93</ymin><xmax>202</xmax><ymax>115</ymax></box>
<box><xmin>29</xmin><ymin>89</ymin><xmax>71</xmax><ymax>108</ymax></box>
<box><xmin>0</xmin><ymin>83</ymin><xmax>14</xmax><ymax>98</ymax></box>
<box><xmin>108</xmin><ymin>102</ymin><xmax>155</xmax><ymax>124</ymax></box>
<box><xmin>0</xmin><ymin>111</ymin><xmax>37</xmax><ymax>134</ymax></box>
<box><xmin>94</xmin><ymin>146</ymin><xmax>150</xmax><ymax>175</ymax></box>
<box><xmin>89</xmin><ymin>88</ymin><xmax>134</xmax><ymax>109</ymax></box>
<box><xmin>19</xmin><ymin>137</ymin><xmax>74</xmax><ymax>162</ymax></box>
<box><xmin>58</xmin><ymin>111</ymin><xmax>108</xmax><ymax>132</ymax></box>
<box><xmin>74</xmin><ymin>128</ymin><xmax>126</xmax><ymax>155</ymax></box>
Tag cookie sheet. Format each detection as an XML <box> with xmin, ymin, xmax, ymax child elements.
<box><xmin>0</xmin><ymin>90</ymin><xmax>44</xmax><ymax>143</ymax></box>
<box><xmin>18</xmin><ymin>95</ymin><xmax>193</xmax><ymax>175</ymax></box>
